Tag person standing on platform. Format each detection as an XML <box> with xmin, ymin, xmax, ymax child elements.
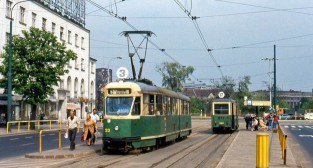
<box><xmin>66</xmin><ymin>110</ymin><xmax>80</xmax><ymax>151</ymax></box>
<box><xmin>90</xmin><ymin>109</ymin><xmax>100</xmax><ymax>144</ymax></box>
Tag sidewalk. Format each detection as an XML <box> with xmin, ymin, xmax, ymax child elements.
<box><xmin>25</xmin><ymin>140</ymin><xmax>102</xmax><ymax>159</ymax></box>
<box><xmin>217</xmin><ymin>129</ymin><xmax>298</xmax><ymax>168</ymax></box>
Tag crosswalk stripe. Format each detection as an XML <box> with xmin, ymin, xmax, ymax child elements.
<box><xmin>284</xmin><ymin>126</ymin><xmax>289</xmax><ymax>128</ymax></box>
<box><xmin>291</xmin><ymin>126</ymin><xmax>296</xmax><ymax>128</ymax></box>
<box><xmin>298</xmin><ymin>126</ymin><xmax>303</xmax><ymax>128</ymax></box>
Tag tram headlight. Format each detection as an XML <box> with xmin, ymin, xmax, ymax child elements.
<box><xmin>107</xmin><ymin>119</ymin><xmax>111</xmax><ymax>124</ymax></box>
<box><xmin>114</xmin><ymin>125</ymin><xmax>119</xmax><ymax>131</ymax></box>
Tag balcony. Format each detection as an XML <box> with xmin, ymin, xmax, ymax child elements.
<box><xmin>57</xmin><ymin>89</ymin><xmax>69</xmax><ymax>101</ymax></box>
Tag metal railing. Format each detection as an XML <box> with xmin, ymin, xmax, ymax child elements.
<box><xmin>6</xmin><ymin>120</ymin><xmax>61</xmax><ymax>134</ymax></box>
<box><xmin>277</xmin><ymin>122</ymin><xmax>287</xmax><ymax>165</ymax></box>
<box><xmin>39</xmin><ymin>128</ymin><xmax>65</xmax><ymax>153</ymax></box>
<box><xmin>38</xmin><ymin>119</ymin><xmax>104</xmax><ymax>153</ymax></box>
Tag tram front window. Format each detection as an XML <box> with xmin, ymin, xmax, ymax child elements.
<box><xmin>214</xmin><ymin>104</ymin><xmax>229</xmax><ymax>115</ymax></box>
<box><xmin>106</xmin><ymin>97</ymin><xmax>133</xmax><ymax>116</ymax></box>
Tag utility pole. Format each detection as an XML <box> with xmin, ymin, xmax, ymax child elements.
<box><xmin>273</xmin><ymin>45</ymin><xmax>277</xmax><ymax>114</ymax></box>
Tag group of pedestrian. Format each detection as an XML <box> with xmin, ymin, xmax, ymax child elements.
<box><xmin>244</xmin><ymin>112</ymin><xmax>279</xmax><ymax>132</ymax></box>
<box><xmin>66</xmin><ymin>109</ymin><xmax>100</xmax><ymax>151</ymax></box>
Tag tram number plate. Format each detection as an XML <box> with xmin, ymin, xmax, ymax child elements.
<box><xmin>105</xmin><ymin>128</ymin><xmax>110</xmax><ymax>133</ymax></box>
<box><xmin>219</xmin><ymin>122</ymin><xmax>224</xmax><ymax>125</ymax></box>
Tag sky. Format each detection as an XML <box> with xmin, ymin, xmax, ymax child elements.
<box><xmin>85</xmin><ymin>0</ymin><xmax>313</xmax><ymax>92</ymax></box>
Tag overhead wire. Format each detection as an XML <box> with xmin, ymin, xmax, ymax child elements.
<box><xmin>86</xmin><ymin>0</ymin><xmax>202</xmax><ymax>82</ymax></box>
<box><xmin>173</xmin><ymin>0</ymin><xmax>224</xmax><ymax>77</ymax></box>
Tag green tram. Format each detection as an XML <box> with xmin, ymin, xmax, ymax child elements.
<box><xmin>102</xmin><ymin>81</ymin><xmax>191</xmax><ymax>153</ymax></box>
<box><xmin>211</xmin><ymin>98</ymin><xmax>239</xmax><ymax>133</ymax></box>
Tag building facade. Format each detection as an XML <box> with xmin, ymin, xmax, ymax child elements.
<box><xmin>95</xmin><ymin>68</ymin><xmax>112</xmax><ymax>111</ymax></box>
<box><xmin>0</xmin><ymin>0</ymin><xmax>95</xmax><ymax>121</ymax></box>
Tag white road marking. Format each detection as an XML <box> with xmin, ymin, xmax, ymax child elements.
<box><xmin>284</xmin><ymin>126</ymin><xmax>289</xmax><ymax>128</ymax></box>
<box><xmin>25</xmin><ymin>136</ymin><xmax>32</xmax><ymax>139</ymax></box>
<box><xmin>10</xmin><ymin>138</ymin><xmax>19</xmax><ymax>141</ymax></box>
<box><xmin>49</xmin><ymin>133</ymin><xmax>55</xmax><ymax>136</ymax></box>
<box><xmin>20</xmin><ymin>143</ymin><xmax>35</xmax><ymax>146</ymax></box>
<box><xmin>299</xmin><ymin>135</ymin><xmax>313</xmax><ymax>138</ymax></box>
<box><xmin>305</xmin><ymin>126</ymin><xmax>311</xmax><ymax>128</ymax></box>
<box><xmin>291</xmin><ymin>126</ymin><xmax>296</xmax><ymax>128</ymax></box>
<box><xmin>298</xmin><ymin>126</ymin><xmax>303</xmax><ymax>128</ymax></box>
<box><xmin>41</xmin><ymin>135</ymin><xmax>45</xmax><ymax>137</ymax></box>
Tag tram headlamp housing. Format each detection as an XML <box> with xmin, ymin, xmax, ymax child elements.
<box><xmin>107</xmin><ymin>119</ymin><xmax>111</xmax><ymax>124</ymax></box>
<box><xmin>114</xmin><ymin>125</ymin><xmax>119</xmax><ymax>131</ymax></box>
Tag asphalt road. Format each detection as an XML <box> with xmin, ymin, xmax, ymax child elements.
<box><xmin>0</xmin><ymin>128</ymin><xmax>102</xmax><ymax>160</ymax></box>
<box><xmin>280</xmin><ymin>120</ymin><xmax>313</xmax><ymax>167</ymax></box>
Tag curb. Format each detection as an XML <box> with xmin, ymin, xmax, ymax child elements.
<box><xmin>25</xmin><ymin>149</ymin><xmax>101</xmax><ymax>159</ymax></box>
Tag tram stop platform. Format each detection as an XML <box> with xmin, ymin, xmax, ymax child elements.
<box><xmin>216</xmin><ymin>129</ymin><xmax>299</xmax><ymax>168</ymax></box>
<box><xmin>25</xmin><ymin>141</ymin><xmax>102</xmax><ymax>159</ymax></box>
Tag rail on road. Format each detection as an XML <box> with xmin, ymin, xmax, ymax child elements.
<box><xmin>278</xmin><ymin>122</ymin><xmax>288</xmax><ymax>165</ymax></box>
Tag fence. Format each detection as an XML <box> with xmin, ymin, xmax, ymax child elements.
<box><xmin>6</xmin><ymin>120</ymin><xmax>61</xmax><ymax>134</ymax></box>
<box><xmin>277</xmin><ymin>122</ymin><xmax>287</xmax><ymax>165</ymax></box>
<box><xmin>38</xmin><ymin>119</ymin><xmax>104</xmax><ymax>153</ymax></box>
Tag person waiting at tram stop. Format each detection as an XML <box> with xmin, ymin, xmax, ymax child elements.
<box><xmin>90</xmin><ymin>109</ymin><xmax>100</xmax><ymax>144</ymax></box>
<box><xmin>244</xmin><ymin>113</ymin><xmax>252</xmax><ymax>130</ymax></box>
<box><xmin>83</xmin><ymin>114</ymin><xmax>98</xmax><ymax>146</ymax></box>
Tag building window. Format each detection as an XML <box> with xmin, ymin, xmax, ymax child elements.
<box><xmin>51</xmin><ymin>22</ymin><xmax>56</xmax><ymax>34</ymax></box>
<box><xmin>19</xmin><ymin>7</ymin><xmax>26</xmax><ymax>24</ymax></box>
<box><xmin>81</xmin><ymin>37</ymin><xmax>85</xmax><ymax>49</ymax></box>
<box><xmin>6</xmin><ymin>32</ymin><xmax>10</xmax><ymax>44</ymax></box>
<box><xmin>60</xmin><ymin>27</ymin><xmax>64</xmax><ymax>41</ymax></box>
<box><xmin>42</xmin><ymin>18</ymin><xmax>47</xmax><ymax>30</ymax></box>
<box><xmin>31</xmin><ymin>12</ymin><xmax>36</xmax><ymax>27</ymax></box>
<box><xmin>75</xmin><ymin>34</ymin><xmax>78</xmax><ymax>47</ymax></box>
<box><xmin>81</xmin><ymin>58</ymin><xmax>84</xmax><ymax>71</ymax></box>
<box><xmin>75</xmin><ymin>58</ymin><xmax>78</xmax><ymax>69</ymax></box>
<box><xmin>68</xmin><ymin>30</ymin><xmax>72</xmax><ymax>44</ymax></box>
<box><xmin>60</xmin><ymin>80</ymin><xmax>64</xmax><ymax>89</ymax></box>
<box><xmin>6</xmin><ymin>0</ymin><xmax>12</xmax><ymax>18</ymax></box>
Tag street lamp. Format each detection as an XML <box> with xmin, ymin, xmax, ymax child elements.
<box><xmin>106</xmin><ymin>57</ymin><xmax>122</xmax><ymax>84</ymax></box>
<box><xmin>261</xmin><ymin>57</ymin><xmax>279</xmax><ymax>110</ymax></box>
<box><xmin>7</xmin><ymin>0</ymin><xmax>33</xmax><ymax>123</ymax></box>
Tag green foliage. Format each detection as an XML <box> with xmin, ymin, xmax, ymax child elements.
<box><xmin>190</xmin><ymin>97</ymin><xmax>204</xmax><ymax>114</ymax></box>
<box><xmin>156</xmin><ymin>62</ymin><xmax>194</xmax><ymax>91</ymax></box>
<box><xmin>213</xmin><ymin>76</ymin><xmax>236</xmax><ymax>97</ymax></box>
<box><xmin>301</xmin><ymin>100</ymin><xmax>313</xmax><ymax>109</ymax></box>
<box><xmin>0</xmin><ymin>27</ymin><xmax>76</xmax><ymax>105</ymax></box>
<box><xmin>278</xmin><ymin>100</ymin><xmax>290</xmax><ymax>109</ymax></box>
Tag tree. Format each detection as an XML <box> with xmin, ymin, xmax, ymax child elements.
<box><xmin>278</xmin><ymin>100</ymin><xmax>290</xmax><ymax>109</ymax></box>
<box><xmin>190</xmin><ymin>97</ymin><xmax>204</xmax><ymax>114</ymax></box>
<box><xmin>213</xmin><ymin>76</ymin><xmax>236</xmax><ymax>97</ymax></box>
<box><xmin>234</xmin><ymin>76</ymin><xmax>252</xmax><ymax>113</ymax></box>
<box><xmin>0</xmin><ymin>27</ymin><xmax>76</xmax><ymax>127</ymax></box>
<box><xmin>301</xmin><ymin>100</ymin><xmax>313</xmax><ymax>110</ymax></box>
<box><xmin>156</xmin><ymin>62</ymin><xmax>194</xmax><ymax>91</ymax></box>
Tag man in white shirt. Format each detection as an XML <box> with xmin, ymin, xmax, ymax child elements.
<box><xmin>90</xmin><ymin>109</ymin><xmax>100</xmax><ymax>144</ymax></box>
<box><xmin>90</xmin><ymin>109</ymin><xmax>100</xmax><ymax>123</ymax></box>
<box><xmin>66</xmin><ymin>111</ymin><xmax>80</xmax><ymax>150</ymax></box>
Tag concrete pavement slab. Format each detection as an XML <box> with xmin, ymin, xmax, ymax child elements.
<box><xmin>216</xmin><ymin>129</ymin><xmax>299</xmax><ymax>168</ymax></box>
<box><xmin>25</xmin><ymin>141</ymin><xmax>102</xmax><ymax>159</ymax></box>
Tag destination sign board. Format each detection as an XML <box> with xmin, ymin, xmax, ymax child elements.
<box><xmin>108</xmin><ymin>89</ymin><xmax>131</xmax><ymax>95</ymax></box>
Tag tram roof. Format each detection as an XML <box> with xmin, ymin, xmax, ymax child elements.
<box><xmin>105</xmin><ymin>81</ymin><xmax>190</xmax><ymax>101</ymax></box>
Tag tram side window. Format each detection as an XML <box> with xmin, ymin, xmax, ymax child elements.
<box><xmin>131</xmin><ymin>97</ymin><xmax>141</xmax><ymax>115</ymax></box>
<box><xmin>148</xmin><ymin>95</ymin><xmax>155</xmax><ymax>115</ymax></box>
<box><xmin>156</xmin><ymin>95</ymin><xmax>163</xmax><ymax>115</ymax></box>
<box><xmin>214</xmin><ymin>104</ymin><xmax>229</xmax><ymax>115</ymax></box>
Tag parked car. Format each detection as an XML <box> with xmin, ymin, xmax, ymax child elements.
<box><xmin>280</xmin><ymin>114</ymin><xmax>291</xmax><ymax>120</ymax></box>
<box><xmin>304</xmin><ymin>113</ymin><xmax>313</xmax><ymax>120</ymax></box>
<box><xmin>290</xmin><ymin>114</ymin><xmax>304</xmax><ymax>120</ymax></box>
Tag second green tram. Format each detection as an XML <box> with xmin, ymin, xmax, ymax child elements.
<box><xmin>211</xmin><ymin>98</ymin><xmax>239</xmax><ymax>133</ymax></box>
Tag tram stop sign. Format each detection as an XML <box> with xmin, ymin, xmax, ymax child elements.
<box><xmin>116</xmin><ymin>67</ymin><xmax>129</xmax><ymax>79</ymax></box>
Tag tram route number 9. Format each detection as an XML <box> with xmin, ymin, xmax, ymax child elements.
<box><xmin>116</xmin><ymin>67</ymin><xmax>129</xmax><ymax>79</ymax></box>
<box><xmin>105</xmin><ymin>128</ymin><xmax>110</xmax><ymax>133</ymax></box>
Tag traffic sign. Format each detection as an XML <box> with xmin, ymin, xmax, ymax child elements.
<box><xmin>116</xmin><ymin>67</ymin><xmax>129</xmax><ymax>79</ymax></box>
